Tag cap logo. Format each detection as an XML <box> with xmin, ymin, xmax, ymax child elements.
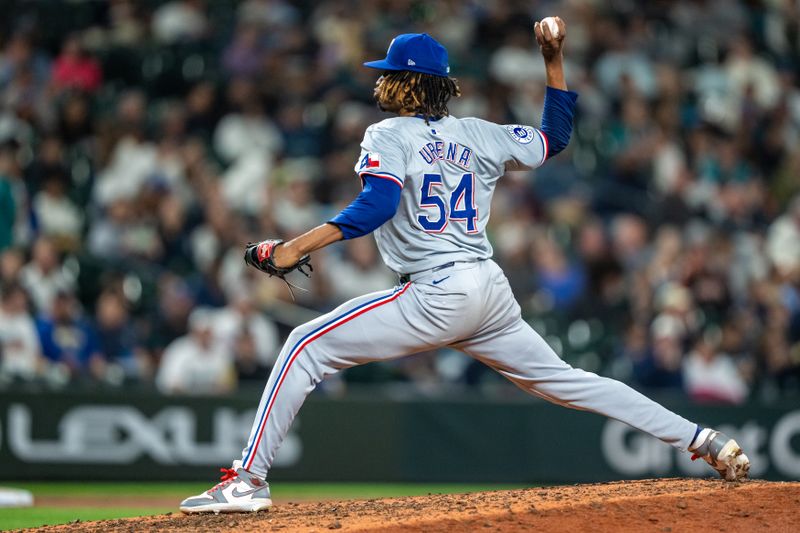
<box><xmin>407</xmin><ymin>58</ymin><xmax>416</xmax><ymax>66</ymax></box>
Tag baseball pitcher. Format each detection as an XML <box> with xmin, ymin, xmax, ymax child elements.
<box><xmin>180</xmin><ymin>18</ymin><xmax>750</xmax><ymax>513</ymax></box>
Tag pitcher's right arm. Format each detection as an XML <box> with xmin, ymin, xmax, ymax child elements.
<box><xmin>534</xmin><ymin>16</ymin><xmax>576</xmax><ymax>161</ymax></box>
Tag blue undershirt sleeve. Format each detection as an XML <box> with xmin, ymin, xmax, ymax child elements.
<box><xmin>328</xmin><ymin>175</ymin><xmax>402</xmax><ymax>240</ymax></box>
<box><xmin>540</xmin><ymin>86</ymin><xmax>578</xmax><ymax>159</ymax></box>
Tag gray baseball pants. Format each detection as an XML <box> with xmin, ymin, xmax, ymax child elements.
<box><xmin>240</xmin><ymin>259</ymin><xmax>697</xmax><ymax>477</ymax></box>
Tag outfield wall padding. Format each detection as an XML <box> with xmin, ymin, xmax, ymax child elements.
<box><xmin>0</xmin><ymin>389</ymin><xmax>797</xmax><ymax>482</ymax></box>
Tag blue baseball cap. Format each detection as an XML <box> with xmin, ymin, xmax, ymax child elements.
<box><xmin>364</xmin><ymin>33</ymin><xmax>450</xmax><ymax>77</ymax></box>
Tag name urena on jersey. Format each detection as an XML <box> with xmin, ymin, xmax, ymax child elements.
<box><xmin>417</xmin><ymin>140</ymin><xmax>473</xmax><ymax>169</ymax></box>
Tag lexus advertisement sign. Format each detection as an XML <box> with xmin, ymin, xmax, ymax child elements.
<box><xmin>0</xmin><ymin>390</ymin><xmax>797</xmax><ymax>482</ymax></box>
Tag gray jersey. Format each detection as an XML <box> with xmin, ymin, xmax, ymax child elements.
<box><xmin>353</xmin><ymin>116</ymin><xmax>548</xmax><ymax>274</ymax></box>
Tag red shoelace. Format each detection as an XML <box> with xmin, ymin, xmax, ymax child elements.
<box><xmin>207</xmin><ymin>467</ymin><xmax>238</xmax><ymax>493</ymax></box>
<box><xmin>219</xmin><ymin>468</ymin><xmax>238</xmax><ymax>482</ymax></box>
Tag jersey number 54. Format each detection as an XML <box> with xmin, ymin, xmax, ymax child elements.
<box><xmin>417</xmin><ymin>172</ymin><xmax>478</xmax><ymax>234</ymax></box>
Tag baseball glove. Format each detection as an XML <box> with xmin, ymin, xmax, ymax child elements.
<box><xmin>244</xmin><ymin>239</ymin><xmax>313</xmax><ymax>287</ymax></box>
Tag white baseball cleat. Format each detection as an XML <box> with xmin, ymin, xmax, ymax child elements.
<box><xmin>689</xmin><ymin>428</ymin><xmax>750</xmax><ymax>481</ymax></box>
<box><xmin>180</xmin><ymin>460</ymin><xmax>272</xmax><ymax>514</ymax></box>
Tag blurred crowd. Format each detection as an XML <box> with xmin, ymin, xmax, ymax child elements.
<box><xmin>0</xmin><ymin>0</ymin><xmax>799</xmax><ymax>403</ymax></box>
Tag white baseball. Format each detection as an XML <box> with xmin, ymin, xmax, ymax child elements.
<box><xmin>541</xmin><ymin>17</ymin><xmax>560</xmax><ymax>38</ymax></box>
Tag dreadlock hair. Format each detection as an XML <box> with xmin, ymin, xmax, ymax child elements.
<box><xmin>375</xmin><ymin>70</ymin><xmax>461</xmax><ymax>124</ymax></box>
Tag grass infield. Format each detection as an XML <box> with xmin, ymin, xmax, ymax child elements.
<box><xmin>0</xmin><ymin>482</ymin><xmax>526</xmax><ymax>530</ymax></box>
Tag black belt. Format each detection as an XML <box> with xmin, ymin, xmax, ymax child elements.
<box><xmin>398</xmin><ymin>261</ymin><xmax>456</xmax><ymax>284</ymax></box>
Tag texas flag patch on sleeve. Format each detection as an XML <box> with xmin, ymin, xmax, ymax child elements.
<box><xmin>359</xmin><ymin>152</ymin><xmax>381</xmax><ymax>171</ymax></box>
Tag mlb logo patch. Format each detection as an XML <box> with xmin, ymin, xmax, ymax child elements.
<box><xmin>359</xmin><ymin>152</ymin><xmax>381</xmax><ymax>170</ymax></box>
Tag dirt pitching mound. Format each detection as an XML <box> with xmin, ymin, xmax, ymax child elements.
<box><xmin>28</xmin><ymin>478</ymin><xmax>800</xmax><ymax>532</ymax></box>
